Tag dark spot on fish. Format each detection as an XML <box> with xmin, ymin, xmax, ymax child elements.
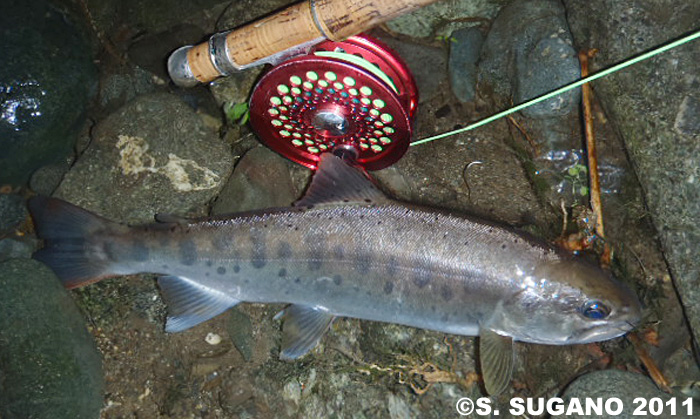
<box><xmin>279</xmin><ymin>268</ymin><xmax>287</xmax><ymax>277</ymax></box>
<box><xmin>277</xmin><ymin>242</ymin><xmax>293</xmax><ymax>259</ymax></box>
<box><xmin>440</xmin><ymin>285</ymin><xmax>454</xmax><ymax>302</ymax></box>
<box><xmin>377</xmin><ymin>221</ymin><xmax>382</xmax><ymax>225</ymax></box>
<box><xmin>250</xmin><ymin>230</ymin><xmax>266</xmax><ymax>269</ymax></box>
<box><xmin>413</xmin><ymin>268</ymin><xmax>431</xmax><ymax>288</ymax></box>
<box><xmin>294</xmin><ymin>227</ymin><xmax>299</xmax><ymax>231</ymax></box>
<box><xmin>295</xmin><ymin>277</ymin><xmax>301</xmax><ymax>284</ymax></box>
<box><xmin>343</xmin><ymin>199</ymin><xmax>349</xmax><ymax>203</ymax></box>
<box><xmin>383</xmin><ymin>281</ymin><xmax>394</xmax><ymax>294</ymax></box>
<box><xmin>244</xmin><ymin>279</ymin><xmax>249</xmax><ymax>284</ymax></box>
<box><xmin>233</xmin><ymin>265</ymin><xmax>240</xmax><ymax>273</ymax></box>
<box><xmin>364</xmin><ymin>199</ymin><xmax>371</xmax><ymax>203</ymax></box>
<box><xmin>501</xmin><ymin>244</ymin><xmax>507</xmax><ymax>250</ymax></box>
<box><xmin>179</xmin><ymin>240</ymin><xmax>197</xmax><ymax>266</ymax></box>
<box><xmin>514</xmin><ymin>238</ymin><xmax>519</xmax><ymax>244</ymax></box>
<box><xmin>366</xmin><ymin>290</ymin><xmax>372</xmax><ymax>296</ymax></box>
<box><xmin>306</xmin><ymin>205</ymin><xmax>315</xmax><ymax>209</ymax></box>
<box><xmin>386</xmin><ymin>256</ymin><xmax>398</xmax><ymax>277</ymax></box>
<box><xmin>129</xmin><ymin>240</ymin><xmax>149</xmax><ymax>262</ymax></box>
<box><xmin>431</xmin><ymin>305</ymin><xmax>436</xmax><ymax>312</ymax></box>
<box><xmin>333</xmin><ymin>275</ymin><xmax>342</xmax><ymax>285</ymax></box>
<box><xmin>211</xmin><ymin>235</ymin><xmax>228</xmax><ymax>251</ymax></box>
<box><xmin>161</xmin><ymin>264</ymin><xmax>169</xmax><ymax>270</ymax></box>
<box><xmin>332</xmin><ymin>245</ymin><xmax>344</xmax><ymax>260</ymax></box>
<box><xmin>205</xmin><ymin>272</ymin><xmax>210</xmax><ymax>277</ymax></box>
<box><xmin>217</xmin><ymin>267</ymin><xmax>226</xmax><ymax>275</ymax></box>
<box><xmin>360</xmin><ymin>215</ymin><xmax>365</xmax><ymax>219</ymax></box>
<box><xmin>206</xmin><ymin>260</ymin><xmax>213</xmax><ymax>267</ymax></box>
<box><xmin>441</xmin><ymin>313</ymin><xmax>449</xmax><ymax>322</ymax></box>
<box><xmin>488</xmin><ymin>228</ymin><xmax>494</xmax><ymax>233</ymax></box>
<box><xmin>357</xmin><ymin>252</ymin><xmax>372</xmax><ymax>274</ymax></box>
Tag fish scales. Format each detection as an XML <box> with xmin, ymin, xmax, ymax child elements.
<box><xmin>97</xmin><ymin>203</ymin><xmax>558</xmax><ymax>335</ymax></box>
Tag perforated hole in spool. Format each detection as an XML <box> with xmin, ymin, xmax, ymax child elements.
<box><xmin>249</xmin><ymin>34</ymin><xmax>417</xmax><ymax>171</ymax></box>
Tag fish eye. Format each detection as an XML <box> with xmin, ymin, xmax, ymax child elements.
<box><xmin>581</xmin><ymin>301</ymin><xmax>610</xmax><ymax>319</ymax></box>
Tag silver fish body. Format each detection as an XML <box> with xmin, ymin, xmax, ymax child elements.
<box><xmin>96</xmin><ymin>202</ymin><xmax>635</xmax><ymax>342</ymax></box>
<box><xmin>30</xmin><ymin>154</ymin><xmax>642</xmax><ymax>395</ymax></box>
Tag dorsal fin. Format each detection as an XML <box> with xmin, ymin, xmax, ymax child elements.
<box><xmin>295</xmin><ymin>154</ymin><xmax>390</xmax><ymax>207</ymax></box>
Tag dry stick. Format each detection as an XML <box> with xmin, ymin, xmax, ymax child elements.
<box><xmin>578</xmin><ymin>49</ymin><xmax>611</xmax><ymax>267</ymax></box>
<box><xmin>580</xmin><ymin>50</ymin><xmax>670</xmax><ymax>392</ymax></box>
<box><xmin>627</xmin><ymin>332</ymin><xmax>672</xmax><ymax>393</ymax></box>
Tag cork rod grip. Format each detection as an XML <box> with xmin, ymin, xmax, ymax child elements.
<box><xmin>182</xmin><ymin>0</ymin><xmax>439</xmax><ymax>84</ymax></box>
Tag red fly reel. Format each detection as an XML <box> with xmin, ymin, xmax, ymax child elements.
<box><xmin>249</xmin><ymin>34</ymin><xmax>418</xmax><ymax>170</ymax></box>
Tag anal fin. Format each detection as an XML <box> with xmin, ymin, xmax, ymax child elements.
<box><xmin>158</xmin><ymin>275</ymin><xmax>240</xmax><ymax>332</ymax></box>
<box><xmin>479</xmin><ymin>327</ymin><xmax>514</xmax><ymax>396</ymax></box>
<box><xmin>275</xmin><ymin>305</ymin><xmax>335</xmax><ymax>360</ymax></box>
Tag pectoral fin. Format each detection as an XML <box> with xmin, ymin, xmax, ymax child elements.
<box><xmin>275</xmin><ymin>305</ymin><xmax>335</xmax><ymax>360</ymax></box>
<box><xmin>158</xmin><ymin>275</ymin><xmax>240</xmax><ymax>332</ymax></box>
<box><xmin>479</xmin><ymin>328</ymin><xmax>514</xmax><ymax>396</ymax></box>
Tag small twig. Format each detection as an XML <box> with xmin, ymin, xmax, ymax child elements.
<box><xmin>579</xmin><ymin>49</ymin><xmax>612</xmax><ymax>267</ymax></box>
<box><xmin>627</xmin><ymin>332</ymin><xmax>671</xmax><ymax>393</ymax></box>
<box><xmin>506</xmin><ymin>115</ymin><xmax>540</xmax><ymax>156</ymax></box>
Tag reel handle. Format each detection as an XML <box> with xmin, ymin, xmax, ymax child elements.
<box><xmin>168</xmin><ymin>0</ymin><xmax>439</xmax><ymax>87</ymax></box>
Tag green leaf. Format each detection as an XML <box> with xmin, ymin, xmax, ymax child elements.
<box><xmin>224</xmin><ymin>101</ymin><xmax>250</xmax><ymax>125</ymax></box>
<box><xmin>578</xmin><ymin>186</ymin><xmax>589</xmax><ymax>196</ymax></box>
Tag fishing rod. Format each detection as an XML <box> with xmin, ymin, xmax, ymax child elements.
<box><xmin>168</xmin><ymin>0</ymin><xmax>440</xmax><ymax>87</ymax></box>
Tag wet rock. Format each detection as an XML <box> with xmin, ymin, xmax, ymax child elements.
<box><xmin>0</xmin><ymin>0</ymin><xmax>97</xmax><ymax>185</ymax></box>
<box><xmin>386</xmin><ymin>0</ymin><xmax>507</xmax><ymax>39</ymax></box>
<box><xmin>0</xmin><ymin>194</ymin><xmax>27</xmax><ymax>235</ymax></box>
<box><xmin>448</xmin><ymin>27</ymin><xmax>484</xmax><ymax>103</ymax></box>
<box><xmin>227</xmin><ymin>307</ymin><xmax>254</xmax><ymax>361</ymax></box>
<box><xmin>378</xmin><ymin>37</ymin><xmax>447</xmax><ymax>104</ymax></box>
<box><xmin>209</xmin><ymin>67</ymin><xmax>264</xmax><ymax>110</ymax></box>
<box><xmin>562</xmin><ymin>370</ymin><xmax>696</xmax><ymax>418</ymax></box>
<box><xmin>97</xmin><ymin>65</ymin><xmax>160</xmax><ymax>115</ymax></box>
<box><xmin>212</xmin><ymin>146</ymin><xmax>302</xmax><ymax>215</ymax></box>
<box><xmin>55</xmin><ymin>93</ymin><xmax>233</xmax><ymax>223</ymax></box>
<box><xmin>215</xmin><ymin>0</ymin><xmax>293</xmax><ymax>32</ymax></box>
<box><xmin>478</xmin><ymin>0</ymin><xmax>583</xmax><ymax>206</ymax></box>
<box><xmin>0</xmin><ymin>238</ymin><xmax>35</xmax><ymax>262</ymax></box>
<box><xmin>128</xmin><ymin>24</ymin><xmax>205</xmax><ymax>81</ymax></box>
<box><xmin>0</xmin><ymin>259</ymin><xmax>103</xmax><ymax>419</ymax></box>
<box><xmin>563</xmin><ymin>0</ymin><xmax>700</xmax><ymax>354</ymax></box>
<box><xmin>29</xmin><ymin>158</ymin><xmax>73</xmax><ymax>196</ymax></box>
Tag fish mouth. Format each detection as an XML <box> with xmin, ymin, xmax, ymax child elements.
<box><xmin>568</xmin><ymin>321</ymin><xmax>638</xmax><ymax>344</ymax></box>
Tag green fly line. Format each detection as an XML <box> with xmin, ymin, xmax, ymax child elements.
<box><xmin>410</xmin><ymin>29</ymin><xmax>700</xmax><ymax>147</ymax></box>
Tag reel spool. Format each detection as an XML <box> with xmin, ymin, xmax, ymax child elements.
<box><xmin>249</xmin><ymin>34</ymin><xmax>418</xmax><ymax>171</ymax></box>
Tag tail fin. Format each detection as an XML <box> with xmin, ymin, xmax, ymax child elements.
<box><xmin>29</xmin><ymin>196</ymin><xmax>121</xmax><ymax>289</ymax></box>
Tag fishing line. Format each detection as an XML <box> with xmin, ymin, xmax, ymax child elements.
<box><xmin>410</xmin><ymin>29</ymin><xmax>700</xmax><ymax>147</ymax></box>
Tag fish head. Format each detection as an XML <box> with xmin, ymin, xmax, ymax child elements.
<box><xmin>491</xmin><ymin>258</ymin><xmax>642</xmax><ymax>345</ymax></box>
